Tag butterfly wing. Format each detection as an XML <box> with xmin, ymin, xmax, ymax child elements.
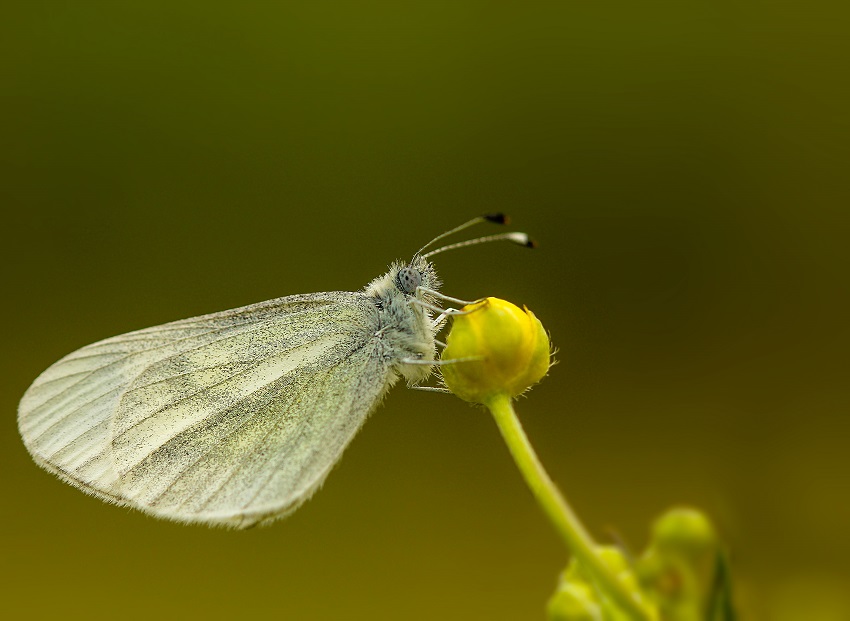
<box><xmin>19</xmin><ymin>293</ymin><xmax>396</xmax><ymax>528</ymax></box>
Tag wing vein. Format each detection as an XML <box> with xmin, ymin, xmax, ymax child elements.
<box><xmin>112</xmin><ymin>335</ymin><xmax>338</xmax><ymax>451</ymax></box>
<box><xmin>148</xmin><ymin>380</ymin><xmax>289</xmax><ymax>509</ymax></box>
<box><xmin>24</xmin><ymin>326</ymin><xmax>225</xmax><ymax>421</ymax></box>
<box><xmin>233</xmin><ymin>369</ymin><xmax>338</xmax><ymax>512</ymax></box>
<box><xmin>26</xmin><ymin>318</ymin><xmax>293</xmax><ymax>435</ymax></box>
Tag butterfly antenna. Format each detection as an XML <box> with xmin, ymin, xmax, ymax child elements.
<box><xmin>413</xmin><ymin>213</ymin><xmax>509</xmax><ymax>262</ymax></box>
<box><xmin>422</xmin><ymin>232</ymin><xmax>536</xmax><ymax>259</ymax></box>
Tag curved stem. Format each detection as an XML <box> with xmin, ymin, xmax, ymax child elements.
<box><xmin>485</xmin><ymin>393</ymin><xmax>653</xmax><ymax>621</ymax></box>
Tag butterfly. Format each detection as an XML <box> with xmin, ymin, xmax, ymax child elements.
<box><xmin>18</xmin><ymin>214</ymin><xmax>532</xmax><ymax>528</ymax></box>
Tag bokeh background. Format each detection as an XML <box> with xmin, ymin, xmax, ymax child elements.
<box><xmin>2</xmin><ymin>2</ymin><xmax>849</xmax><ymax>619</ymax></box>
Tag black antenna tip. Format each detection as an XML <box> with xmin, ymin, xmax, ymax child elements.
<box><xmin>484</xmin><ymin>213</ymin><xmax>510</xmax><ymax>225</ymax></box>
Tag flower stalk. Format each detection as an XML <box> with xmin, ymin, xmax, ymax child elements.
<box><xmin>486</xmin><ymin>393</ymin><xmax>654</xmax><ymax>621</ymax></box>
<box><xmin>441</xmin><ymin>297</ymin><xmax>655</xmax><ymax>620</ymax></box>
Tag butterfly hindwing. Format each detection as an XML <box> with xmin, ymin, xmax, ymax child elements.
<box><xmin>18</xmin><ymin>292</ymin><xmax>395</xmax><ymax>527</ymax></box>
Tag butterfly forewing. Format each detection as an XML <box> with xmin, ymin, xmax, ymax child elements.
<box><xmin>18</xmin><ymin>292</ymin><xmax>395</xmax><ymax>528</ymax></box>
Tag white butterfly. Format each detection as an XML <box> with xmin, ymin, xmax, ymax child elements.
<box><xmin>18</xmin><ymin>215</ymin><xmax>532</xmax><ymax>528</ymax></box>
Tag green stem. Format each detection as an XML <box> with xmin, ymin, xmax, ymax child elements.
<box><xmin>485</xmin><ymin>393</ymin><xmax>653</xmax><ymax>621</ymax></box>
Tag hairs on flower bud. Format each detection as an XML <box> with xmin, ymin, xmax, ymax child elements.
<box><xmin>440</xmin><ymin>297</ymin><xmax>554</xmax><ymax>404</ymax></box>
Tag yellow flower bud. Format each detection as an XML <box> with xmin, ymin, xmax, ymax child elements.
<box><xmin>441</xmin><ymin>297</ymin><xmax>551</xmax><ymax>404</ymax></box>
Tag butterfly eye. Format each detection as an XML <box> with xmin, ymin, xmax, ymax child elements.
<box><xmin>396</xmin><ymin>266</ymin><xmax>422</xmax><ymax>294</ymax></box>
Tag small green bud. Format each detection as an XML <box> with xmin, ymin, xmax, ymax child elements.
<box><xmin>565</xmin><ymin>546</ymin><xmax>640</xmax><ymax>594</ymax></box>
<box><xmin>441</xmin><ymin>297</ymin><xmax>550</xmax><ymax>403</ymax></box>
<box><xmin>547</xmin><ymin>582</ymin><xmax>603</xmax><ymax>621</ymax></box>
<box><xmin>652</xmin><ymin>507</ymin><xmax>718</xmax><ymax>559</ymax></box>
<box><xmin>556</xmin><ymin>548</ymin><xmax>652</xmax><ymax>621</ymax></box>
<box><xmin>637</xmin><ymin>508</ymin><xmax>725</xmax><ymax>620</ymax></box>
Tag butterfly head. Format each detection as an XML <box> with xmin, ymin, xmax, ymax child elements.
<box><xmin>395</xmin><ymin>254</ymin><xmax>439</xmax><ymax>297</ymax></box>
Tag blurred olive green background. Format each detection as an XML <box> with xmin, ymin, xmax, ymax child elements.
<box><xmin>3</xmin><ymin>2</ymin><xmax>849</xmax><ymax>620</ymax></box>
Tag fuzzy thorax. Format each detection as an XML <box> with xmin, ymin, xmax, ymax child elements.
<box><xmin>364</xmin><ymin>257</ymin><xmax>441</xmax><ymax>385</ymax></box>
